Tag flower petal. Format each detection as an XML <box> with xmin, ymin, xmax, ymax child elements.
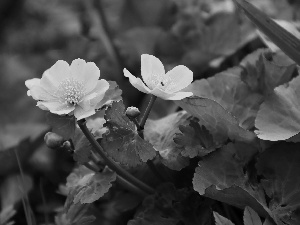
<box><xmin>141</xmin><ymin>54</ymin><xmax>165</xmax><ymax>89</ymax></box>
<box><xmin>25</xmin><ymin>78</ymin><xmax>40</xmax><ymax>89</ymax></box>
<box><xmin>164</xmin><ymin>65</ymin><xmax>193</xmax><ymax>93</ymax></box>
<box><xmin>70</xmin><ymin>59</ymin><xmax>100</xmax><ymax>92</ymax></box>
<box><xmin>150</xmin><ymin>88</ymin><xmax>193</xmax><ymax>100</ymax></box>
<box><xmin>74</xmin><ymin>106</ymin><xmax>96</xmax><ymax>120</ymax></box>
<box><xmin>90</xmin><ymin>79</ymin><xmax>110</xmax><ymax>108</ymax></box>
<box><xmin>37</xmin><ymin>101</ymin><xmax>74</xmax><ymax>114</ymax></box>
<box><xmin>163</xmin><ymin>91</ymin><xmax>193</xmax><ymax>100</ymax></box>
<box><xmin>30</xmin><ymin>85</ymin><xmax>57</xmax><ymax>101</ymax></box>
<box><xmin>124</xmin><ymin>68</ymin><xmax>151</xmax><ymax>94</ymax></box>
<box><xmin>40</xmin><ymin>60</ymin><xmax>70</xmax><ymax>94</ymax></box>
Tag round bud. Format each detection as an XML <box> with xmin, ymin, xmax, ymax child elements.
<box><xmin>44</xmin><ymin>132</ymin><xmax>65</xmax><ymax>149</ymax></box>
<box><xmin>125</xmin><ymin>106</ymin><xmax>140</xmax><ymax>118</ymax></box>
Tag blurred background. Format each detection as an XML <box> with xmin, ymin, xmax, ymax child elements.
<box><xmin>0</xmin><ymin>0</ymin><xmax>299</xmax><ymax>224</ymax></box>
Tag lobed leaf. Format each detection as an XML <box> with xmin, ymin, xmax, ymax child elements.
<box><xmin>176</xmin><ymin>96</ymin><xmax>256</xmax><ymax>143</ymax></box>
<box><xmin>255</xmin><ymin>74</ymin><xmax>300</xmax><ymax>141</ymax></box>
<box><xmin>66</xmin><ymin>166</ymin><xmax>116</xmax><ymax>204</ymax></box>
<box><xmin>101</xmin><ymin>101</ymin><xmax>156</xmax><ymax>167</ymax></box>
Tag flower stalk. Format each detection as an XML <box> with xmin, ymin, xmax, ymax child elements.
<box><xmin>78</xmin><ymin>119</ymin><xmax>155</xmax><ymax>195</ymax></box>
<box><xmin>139</xmin><ymin>95</ymin><xmax>157</xmax><ymax>131</ymax></box>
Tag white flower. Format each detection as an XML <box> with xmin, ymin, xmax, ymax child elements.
<box><xmin>124</xmin><ymin>54</ymin><xmax>193</xmax><ymax>100</ymax></box>
<box><xmin>25</xmin><ymin>59</ymin><xmax>109</xmax><ymax>120</ymax></box>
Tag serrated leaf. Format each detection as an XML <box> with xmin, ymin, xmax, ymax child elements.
<box><xmin>255</xmin><ymin>75</ymin><xmax>300</xmax><ymax>141</ymax></box>
<box><xmin>244</xmin><ymin>206</ymin><xmax>262</xmax><ymax>225</ymax></box>
<box><xmin>193</xmin><ymin>142</ymin><xmax>258</xmax><ymax>195</ymax></box>
<box><xmin>256</xmin><ymin>143</ymin><xmax>300</xmax><ymax>225</ymax></box>
<box><xmin>144</xmin><ymin>111</ymin><xmax>190</xmax><ymax>170</ymax></box>
<box><xmin>176</xmin><ymin>96</ymin><xmax>256</xmax><ymax>143</ymax></box>
<box><xmin>233</xmin><ymin>0</ymin><xmax>300</xmax><ymax>65</ymax></box>
<box><xmin>213</xmin><ymin>212</ymin><xmax>235</xmax><ymax>225</ymax></box>
<box><xmin>46</xmin><ymin>113</ymin><xmax>76</xmax><ymax>140</ymax></box>
<box><xmin>241</xmin><ymin>49</ymin><xmax>296</xmax><ymax>96</ymax></box>
<box><xmin>101</xmin><ymin>101</ymin><xmax>156</xmax><ymax>167</ymax></box>
<box><xmin>174</xmin><ymin>118</ymin><xmax>217</xmax><ymax>158</ymax></box>
<box><xmin>66</xmin><ymin>166</ymin><xmax>116</xmax><ymax>204</ymax></box>
<box><xmin>186</xmin><ymin>67</ymin><xmax>263</xmax><ymax>130</ymax></box>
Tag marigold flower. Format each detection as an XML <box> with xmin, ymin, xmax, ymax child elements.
<box><xmin>124</xmin><ymin>54</ymin><xmax>193</xmax><ymax>100</ymax></box>
<box><xmin>25</xmin><ymin>59</ymin><xmax>109</xmax><ymax>120</ymax></box>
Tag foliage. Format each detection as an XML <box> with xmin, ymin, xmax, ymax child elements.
<box><xmin>3</xmin><ymin>0</ymin><xmax>300</xmax><ymax>224</ymax></box>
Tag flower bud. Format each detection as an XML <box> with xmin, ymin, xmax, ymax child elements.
<box><xmin>44</xmin><ymin>132</ymin><xmax>65</xmax><ymax>149</ymax></box>
<box><xmin>125</xmin><ymin>106</ymin><xmax>140</xmax><ymax>118</ymax></box>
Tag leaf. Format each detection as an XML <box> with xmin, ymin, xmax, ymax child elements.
<box><xmin>0</xmin><ymin>205</ymin><xmax>16</xmax><ymax>225</ymax></box>
<box><xmin>66</xmin><ymin>165</ymin><xmax>116</xmax><ymax>204</ymax></box>
<box><xmin>256</xmin><ymin>142</ymin><xmax>300</xmax><ymax>225</ymax></box>
<box><xmin>233</xmin><ymin>0</ymin><xmax>300</xmax><ymax>65</ymax></box>
<box><xmin>213</xmin><ymin>212</ymin><xmax>235</xmax><ymax>225</ymax></box>
<box><xmin>101</xmin><ymin>101</ymin><xmax>156</xmax><ymax>167</ymax></box>
<box><xmin>176</xmin><ymin>96</ymin><xmax>256</xmax><ymax>143</ymax></box>
<box><xmin>144</xmin><ymin>111</ymin><xmax>191</xmax><ymax>170</ymax></box>
<box><xmin>55</xmin><ymin>202</ymin><xmax>95</xmax><ymax>225</ymax></box>
<box><xmin>46</xmin><ymin>113</ymin><xmax>76</xmax><ymax>140</ymax></box>
<box><xmin>255</xmin><ymin>75</ymin><xmax>300</xmax><ymax>141</ymax></box>
<box><xmin>241</xmin><ymin>49</ymin><xmax>297</xmax><ymax>96</ymax></box>
<box><xmin>174</xmin><ymin>118</ymin><xmax>217</xmax><ymax>158</ymax></box>
<box><xmin>257</xmin><ymin>20</ymin><xmax>300</xmax><ymax>52</ymax></box>
<box><xmin>244</xmin><ymin>206</ymin><xmax>262</xmax><ymax>225</ymax></box>
<box><xmin>204</xmin><ymin>186</ymin><xmax>269</xmax><ymax>218</ymax></box>
<box><xmin>187</xmin><ymin>67</ymin><xmax>263</xmax><ymax>130</ymax></box>
<box><xmin>1</xmin><ymin>174</ymin><xmax>33</xmax><ymax>208</ymax></box>
<box><xmin>128</xmin><ymin>183</ymin><xmax>212</xmax><ymax>225</ymax></box>
<box><xmin>193</xmin><ymin>142</ymin><xmax>258</xmax><ymax>195</ymax></box>
<box><xmin>0</xmin><ymin>123</ymin><xmax>48</xmax><ymax>150</ymax></box>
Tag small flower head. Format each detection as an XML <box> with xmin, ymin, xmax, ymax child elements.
<box><xmin>25</xmin><ymin>59</ymin><xmax>109</xmax><ymax>120</ymax></box>
<box><xmin>125</xmin><ymin>106</ymin><xmax>141</xmax><ymax>118</ymax></box>
<box><xmin>123</xmin><ymin>54</ymin><xmax>193</xmax><ymax>100</ymax></box>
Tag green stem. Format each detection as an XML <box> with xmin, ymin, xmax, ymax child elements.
<box><xmin>78</xmin><ymin>120</ymin><xmax>155</xmax><ymax>195</ymax></box>
<box><xmin>139</xmin><ymin>95</ymin><xmax>157</xmax><ymax>131</ymax></box>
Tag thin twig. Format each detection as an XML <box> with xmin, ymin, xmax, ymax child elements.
<box><xmin>78</xmin><ymin>120</ymin><xmax>155</xmax><ymax>195</ymax></box>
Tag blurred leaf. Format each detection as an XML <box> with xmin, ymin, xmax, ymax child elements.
<box><xmin>66</xmin><ymin>165</ymin><xmax>116</xmax><ymax>204</ymax></box>
<box><xmin>256</xmin><ymin>142</ymin><xmax>300</xmax><ymax>225</ymax></box>
<box><xmin>213</xmin><ymin>212</ymin><xmax>235</xmax><ymax>225</ymax></box>
<box><xmin>0</xmin><ymin>205</ymin><xmax>16</xmax><ymax>225</ymax></box>
<box><xmin>46</xmin><ymin>113</ymin><xmax>76</xmax><ymax>140</ymax></box>
<box><xmin>255</xmin><ymin>75</ymin><xmax>300</xmax><ymax>141</ymax></box>
<box><xmin>174</xmin><ymin>118</ymin><xmax>217</xmax><ymax>158</ymax></box>
<box><xmin>0</xmin><ymin>123</ymin><xmax>48</xmax><ymax>150</ymax></box>
<box><xmin>101</xmin><ymin>101</ymin><xmax>156</xmax><ymax>167</ymax></box>
<box><xmin>1</xmin><ymin>174</ymin><xmax>33</xmax><ymax>208</ymax></box>
<box><xmin>115</xmin><ymin>27</ymin><xmax>164</xmax><ymax>67</ymax></box>
<box><xmin>193</xmin><ymin>142</ymin><xmax>258</xmax><ymax>195</ymax></box>
<box><xmin>144</xmin><ymin>111</ymin><xmax>190</xmax><ymax>171</ymax></box>
<box><xmin>176</xmin><ymin>96</ymin><xmax>256</xmax><ymax>143</ymax></box>
<box><xmin>233</xmin><ymin>0</ymin><xmax>300</xmax><ymax>65</ymax></box>
<box><xmin>55</xmin><ymin>202</ymin><xmax>95</xmax><ymax>225</ymax></box>
<box><xmin>241</xmin><ymin>49</ymin><xmax>297</xmax><ymax>96</ymax></box>
<box><xmin>257</xmin><ymin>20</ymin><xmax>300</xmax><ymax>52</ymax></box>
<box><xmin>244</xmin><ymin>206</ymin><xmax>262</xmax><ymax>225</ymax></box>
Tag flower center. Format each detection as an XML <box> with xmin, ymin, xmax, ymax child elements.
<box><xmin>58</xmin><ymin>78</ymin><xmax>85</xmax><ymax>105</ymax></box>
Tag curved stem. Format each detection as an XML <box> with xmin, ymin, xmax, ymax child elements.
<box><xmin>139</xmin><ymin>95</ymin><xmax>157</xmax><ymax>131</ymax></box>
<box><xmin>78</xmin><ymin>120</ymin><xmax>155</xmax><ymax>195</ymax></box>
